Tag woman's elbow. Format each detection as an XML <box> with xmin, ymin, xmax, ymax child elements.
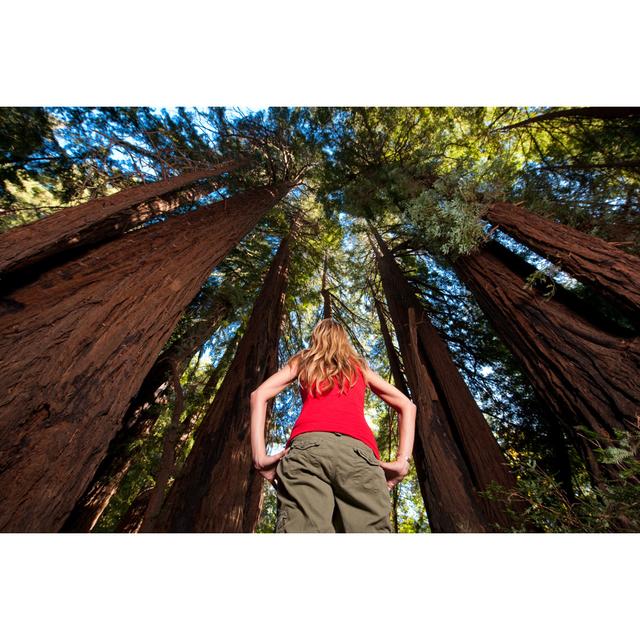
<box><xmin>401</xmin><ymin>398</ymin><xmax>417</xmax><ymax>414</ymax></box>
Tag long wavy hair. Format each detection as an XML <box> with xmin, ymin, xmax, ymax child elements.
<box><xmin>288</xmin><ymin>318</ymin><xmax>369</xmax><ymax>397</ymax></box>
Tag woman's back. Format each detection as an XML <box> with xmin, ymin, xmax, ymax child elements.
<box><xmin>285</xmin><ymin>365</ymin><xmax>381</xmax><ymax>459</ymax></box>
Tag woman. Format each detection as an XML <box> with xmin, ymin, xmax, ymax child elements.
<box><xmin>250</xmin><ymin>317</ymin><xmax>416</xmax><ymax>533</ymax></box>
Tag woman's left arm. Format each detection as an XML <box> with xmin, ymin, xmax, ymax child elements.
<box><xmin>250</xmin><ymin>359</ymin><xmax>299</xmax><ymax>470</ymax></box>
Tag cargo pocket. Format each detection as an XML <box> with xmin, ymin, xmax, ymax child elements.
<box><xmin>287</xmin><ymin>439</ymin><xmax>320</xmax><ymax>456</ymax></box>
<box><xmin>353</xmin><ymin>446</ymin><xmax>380</xmax><ymax>466</ymax></box>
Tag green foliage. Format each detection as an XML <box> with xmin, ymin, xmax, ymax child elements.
<box><xmin>255</xmin><ymin>483</ymin><xmax>278</xmax><ymax>533</ymax></box>
<box><xmin>405</xmin><ymin>187</ymin><xmax>486</xmax><ymax>260</ymax></box>
<box><xmin>479</xmin><ymin>425</ymin><xmax>640</xmax><ymax>532</ymax></box>
<box><xmin>405</xmin><ymin>160</ymin><xmax>513</xmax><ymax>261</ymax></box>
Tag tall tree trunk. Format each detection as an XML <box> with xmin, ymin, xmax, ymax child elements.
<box><xmin>61</xmin><ymin>328</ymin><xmax>241</xmax><ymax>533</ymax></box>
<box><xmin>118</xmin><ymin>291</ymin><xmax>233</xmax><ymax>441</ymax></box>
<box><xmin>453</xmin><ymin>239</ymin><xmax>640</xmax><ymax>486</ymax></box>
<box><xmin>59</xmin><ymin>415</ymin><xmax>157</xmax><ymax>533</ymax></box>
<box><xmin>0</xmin><ymin>180</ymin><xmax>293</xmax><ymax>532</ymax></box>
<box><xmin>370</xmin><ymin>226</ymin><xmax>523</xmax><ymax>532</ymax></box>
<box><xmin>139</xmin><ymin>360</ymin><xmax>186</xmax><ymax>532</ymax></box>
<box><xmin>0</xmin><ymin>160</ymin><xmax>247</xmax><ymax>277</ymax></box>
<box><xmin>152</xmin><ymin>229</ymin><xmax>294</xmax><ymax>532</ymax></box>
<box><xmin>371</xmin><ymin>290</ymin><xmax>432</xmax><ymax>523</ymax></box>
<box><xmin>483</xmin><ymin>202</ymin><xmax>640</xmax><ymax>318</ymax></box>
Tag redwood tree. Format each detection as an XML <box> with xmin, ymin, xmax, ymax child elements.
<box><xmin>483</xmin><ymin>202</ymin><xmax>640</xmax><ymax>318</ymax></box>
<box><xmin>0</xmin><ymin>180</ymin><xmax>293</xmax><ymax>532</ymax></box>
<box><xmin>453</xmin><ymin>239</ymin><xmax>640</xmax><ymax>486</ymax></box>
<box><xmin>59</xmin><ymin>290</ymin><xmax>235</xmax><ymax>532</ymax></box>
<box><xmin>370</xmin><ymin>226</ymin><xmax>523</xmax><ymax>532</ymax></box>
<box><xmin>371</xmin><ymin>287</ymin><xmax>432</xmax><ymax>523</ymax></box>
<box><xmin>0</xmin><ymin>159</ymin><xmax>247</xmax><ymax>277</ymax></box>
<box><xmin>151</xmin><ymin>228</ymin><xmax>295</xmax><ymax>532</ymax></box>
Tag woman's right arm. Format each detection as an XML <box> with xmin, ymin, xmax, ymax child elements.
<box><xmin>363</xmin><ymin>366</ymin><xmax>416</xmax><ymax>463</ymax></box>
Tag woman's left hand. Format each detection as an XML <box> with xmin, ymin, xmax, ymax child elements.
<box><xmin>379</xmin><ymin>459</ymin><xmax>410</xmax><ymax>490</ymax></box>
<box><xmin>256</xmin><ymin>448</ymin><xmax>290</xmax><ymax>487</ymax></box>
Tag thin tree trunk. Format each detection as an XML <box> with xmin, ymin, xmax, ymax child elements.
<box><xmin>139</xmin><ymin>360</ymin><xmax>186</xmax><ymax>532</ymax></box>
<box><xmin>453</xmin><ymin>239</ymin><xmax>640</xmax><ymax>487</ymax></box>
<box><xmin>372</xmin><ymin>289</ymin><xmax>432</xmax><ymax>524</ymax></box>
<box><xmin>0</xmin><ymin>180</ymin><xmax>293</xmax><ymax>532</ymax></box>
<box><xmin>0</xmin><ymin>160</ymin><xmax>247</xmax><ymax>277</ymax></box>
<box><xmin>547</xmin><ymin>426</ymin><xmax>577</xmax><ymax>504</ymax></box>
<box><xmin>370</xmin><ymin>226</ymin><xmax>523</xmax><ymax>532</ymax></box>
<box><xmin>151</xmin><ymin>228</ymin><xmax>295</xmax><ymax>532</ymax></box>
<box><xmin>483</xmin><ymin>202</ymin><xmax>640</xmax><ymax>318</ymax></box>
<box><xmin>321</xmin><ymin>251</ymin><xmax>332</xmax><ymax>318</ymax></box>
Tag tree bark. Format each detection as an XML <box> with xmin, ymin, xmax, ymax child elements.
<box><xmin>483</xmin><ymin>201</ymin><xmax>640</xmax><ymax>318</ymax></box>
<box><xmin>370</xmin><ymin>226</ymin><xmax>522</xmax><ymax>532</ymax></box>
<box><xmin>0</xmin><ymin>180</ymin><xmax>293</xmax><ymax>532</ymax></box>
<box><xmin>119</xmin><ymin>291</ymin><xmax>233</xmax><ymax>441</ymax></box>
<box><xmin>0</xmin><ymin>160</ymin><xmax>247</xmax><ymax>278</ymax></box>
<box><xmin>139</xmin><ymin>360</ymin><xmax>186</xmax><ymax>532</ymax></box>
<box><xmin>151</xmin><ymin>229</ymin><xmax>294</xmax><ymax>532</ymax></box>
<box><xmin>453</xmin><ymin>239</ymin><xmax>640</xmax><ymax>486</ymax></box>
<box><xmin>61</xmin><ymin>326</ymin><xmax>242</xmax><ymax>533</ymax></box>
<box><xmin>372</xmin><ymin>290</ymin><xmax>432</xmax><ymax>525</ymax></box>
<box><xmin>59</xmin><ymin>415</ymin><xmax>157</xmax><ymax>533</ymax></box>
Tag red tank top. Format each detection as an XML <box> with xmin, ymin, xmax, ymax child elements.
<box><xmin>285</xmin><ymin>365</ymin><xmax>381</xmax><ymax>459</ymax></box>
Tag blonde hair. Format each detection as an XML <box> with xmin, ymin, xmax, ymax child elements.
<box><xmin>287</xmin><ymin>318</ymin><xmax>369</xmax><ymax>397</ymax></box>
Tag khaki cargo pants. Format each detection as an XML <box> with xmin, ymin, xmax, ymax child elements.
<box><xmin>274</xmin><ymin>431</ymin><xmax>393</xmax><ymax>533</ymax></box>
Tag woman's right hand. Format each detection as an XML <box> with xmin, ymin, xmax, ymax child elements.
<box><xmin>379</xmin><ymin>459</ymin><xmax>410</xmax><ymax>490</ymax></box>
<box><xmin>255</xmin><ymin>448</ymin><xmax>290</xmax><ymax>487</ymax></box>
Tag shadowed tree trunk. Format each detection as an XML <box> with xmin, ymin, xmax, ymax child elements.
<box><xmin>547</xmin><ymin>426</ymin><xmax>577</xmax><ymax>504</ymax></box>
<box><xmin>370</xmin><ymin>226</ymin><xmax>523</xmax><ymax>532</ymax></box>
<box><xmin>0</xmin><ymin>180</ymin><xmax>294</xmax><ymax>532</ymax></box>
<box><xmin>151</xmin><ymin>227</ymin><xmax>295</xmax><ymax>532</ymax></box>
<box><xmin>483</xmin><ymin>202</ymin><xmax>640</xmax><ymax>318</ymax></box>
<box><xmin>139</xmin><ymin>360</ymin><xmax>186</xmax><ymax>532</ymax></box>
<box><xmin>60</xmin><ymin>415</ymin><xmax>156</xmax><ymax>533</ymax></box>
<box><xmin>117</xmin><ymin>291</ymin><xmax>234</xmax><ymax>444</ymax></box>
<box><xmin>0</xmin><ymin>159</ymin><xmax>247</xmax><ymax>277</ymax></box>
<box><xmin>371</xmin><ymin>289</ymin><xmax>431</xmax><ymax>524</ymax></box>
<box><xmin>61</xmin><ymin>328</ymin><xmax>243</xmax><ymax>533</ymax></box>
<box><xmin>453</xmin><ymin>239</ymin><xmax>640</xmax><ymax>487</ymax></box>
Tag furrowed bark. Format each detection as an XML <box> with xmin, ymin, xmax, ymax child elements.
<box><xmin>483</xmin><ymin>202</ymin><xmax>640</xmax><ymax>318</ymax></box>
<box><xmin>0</xmin><ymin>159</ymin><xmax>248</xmax><ymax>277</ymax></box>
<box><xmin>152</xmin><ymin>229</ymin><xmax>294</xmax><ymax>532</ymax></box>
<box><xmin>372</xmin><ymin>291</ymin><xmax>432</xmax><ymax>523</ymax></box>
<box><xmin>370</xmin><ymin>226</ymin><xmax>522</xmax><ymax>532</ymax></box>
<box><xmin>454</xmin><ymin>239</ymin><xmax>640</xmax><ymax>486</ymax></box>
<box><xmin>0</xmin><ymin>180</ymin><xmax>293</xmax><ymax>532</ymax></box>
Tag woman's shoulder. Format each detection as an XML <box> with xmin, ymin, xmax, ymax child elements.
<box><xmin>354</xmin><ymin>358</ymin><xmax>372</xmax><ymax>388</ymax></box>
